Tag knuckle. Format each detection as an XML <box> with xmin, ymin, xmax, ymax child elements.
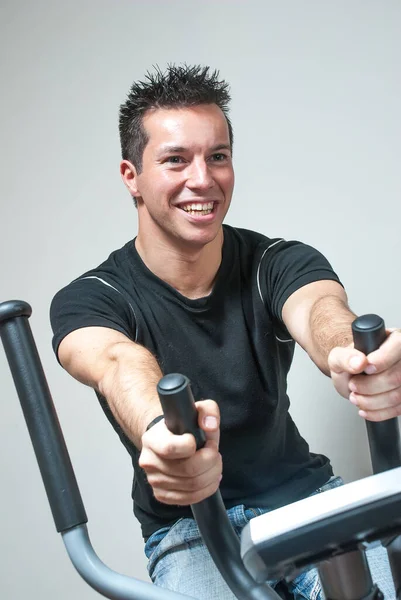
<box><xmin>185</xmin><ymin>435</ymin><xmax>197</xmax><ymax>453</ymax></box>
<box><xmin>138</xmin><ymin>451</ymin><xmax>151</xmax><ymax>470</ymax></box>
<box><xmin>158</xmin><ymin>440</ymin><xmax>178</xmax><ymax>457</ymax></box>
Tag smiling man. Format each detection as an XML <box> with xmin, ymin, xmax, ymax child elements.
<box><xmin>121</xmin><ymin>101</ymin><xmax>234</xmax><ymax>299</ymax></box>
<box><xmin>50</xmin><ymin>65</ymin><xmax>400</xmax><ymax>599</ymax></box>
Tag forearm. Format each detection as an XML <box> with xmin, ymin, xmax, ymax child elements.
<box><xmin>97</xmin><ymin>341</ymin><xmax>163</xmax><ymax>448</ymax></box>
<box><xmin>308</xmin><ymin>294</ymin><xmax>356</xmax><ymax>375</ymax></box>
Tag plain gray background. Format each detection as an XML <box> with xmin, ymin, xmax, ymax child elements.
<box><xmin>1</xmin><ymin>1</ymin><xmax>400</xmax><ymax>598</ymax></box>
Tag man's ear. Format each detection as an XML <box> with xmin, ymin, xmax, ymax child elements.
<box><xmin>120</xmin><ymin>160</ymin><xmax>141</xmax><ymax>198</ymax></box>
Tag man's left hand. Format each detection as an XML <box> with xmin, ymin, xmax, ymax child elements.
<box><xmin>328</xmin><ymin>329</ymin><xmax>401</xmax><ymax>421</ymax></box>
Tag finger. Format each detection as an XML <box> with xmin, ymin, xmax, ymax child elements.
<box><xmin>350</xmin><ymin>386</ymin><xmax>401</xmax><ymax>412</ymax></box>
<box><xmin>152</xmin><ymin>476</ymin><xmax>223</xmax><ymax>506</ymax></box>
<box><xmin>147</xmin><ymin>459</ymin><xmax>223</xmax><ymax>494</ymax></box>
<box><xmin>328</xmin><ymin>346</ymin><xmax>369</xmax><ymax>376</ymax></box>
<box><xmin>330</xmin><ymin>370</ymin><xmax>352</xmax><ymax>399</ymax></box>
<box><xmin>349</xmin><ymin>361</ymin><xmax>401</xmax><ymax>395</ymax></box>
<box><xmin>196</xmin><ymin>399</ymin><xmax>220</xmax><ymax>446</ymax></box>
<box><xmin>141</xmin><ymin>421</ymin><xmax>196</xmax><ymax>459</ymax></box>
<box><xmin>366</xmin><ymin>329</ymin><xmax>401</xmax><ymax>374</ymax></box>
<box><xmin>140</xmin><ymin>444</ymin><xmax>221</xmax><ymax>478</ymax></box>
<box><xmin>357</xmin><ymin>403</ymin><xmax>401</xmax><ymax>422</ymax></box>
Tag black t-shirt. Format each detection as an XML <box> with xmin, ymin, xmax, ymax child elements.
<box><xmin>50</xmin><ymin>225</ymin><xmax>341</xmax><ymax>540</ymax></box>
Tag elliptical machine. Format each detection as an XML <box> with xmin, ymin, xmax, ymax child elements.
<box><xmin>1</xmin><ymin>299</ymin><xmax>401</xmax><ymax>600</ymax></box>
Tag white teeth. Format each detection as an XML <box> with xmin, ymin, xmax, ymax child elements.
<box><xmin>181</xmin><ymin>202</ymin><xmax>214</xmax><ymax>213</ymax></box>
<box><xmin>185</xmin><ymin>209</ymin><xmax>213</xmax><ymax>215</ymax></box>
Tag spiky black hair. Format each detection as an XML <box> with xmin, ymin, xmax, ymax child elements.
<box><xmin>119</xmin><ymin>64</ymin><xmax>233</xmax><ymax>174</ymax></box>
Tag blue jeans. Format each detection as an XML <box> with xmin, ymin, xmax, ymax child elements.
<box><xmin>144</xmin><ymin>476</ymin><xmax>395</xmax><ymax>599</ymax></box>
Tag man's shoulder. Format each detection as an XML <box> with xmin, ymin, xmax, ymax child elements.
<box><xmin>50</xmin><ymin>240</ymin><xmax>138</xmax><ymax>354</ymax></box>
<box><xmin>66</xmin><ymin>239</ymin><xmax>135</xmax><ymax>288</ymax></box>
<box><xmin>51</xmin><ymin>239</ymin><xmax>136</xmax><ymax>306</ymax></box>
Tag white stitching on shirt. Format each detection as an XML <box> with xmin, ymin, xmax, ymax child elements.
<box><xmin>78</xmin><ymin>276</ymin><xmax>138</xmax><ymax>342</ymax></box>
<box><xmin>276</xmin><ymin>335</ymin><xmax>293</xmax><ymax>343</ymax></box>
<box><xmin>256</xmin><ymin>239</ymin><xmax>293</xmax><ymax>343</ymax></box>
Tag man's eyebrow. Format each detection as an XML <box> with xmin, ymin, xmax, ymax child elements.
<box><xmin>157</xmin><ymin>145</ymin><xmax>187</xmax><ymax>156</ymax></box>
<box><xmin>156</xmin><ymin>143</ymin><xmax>231</xmax><ymax>157</ymax></box>
<box><xmin>210</xmin><ymin>144</ymin><xmax>232</xmax><ymax>153</ymax></box>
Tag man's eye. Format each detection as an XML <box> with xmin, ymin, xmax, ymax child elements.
<box><xmin>211</xmin><ymin>153</ymin><xmax>228</xmax><ymax>162</ymax></box>
<box><xmin>166</xmin><ymin>156</ymin><xmax>184</xmax><ymax>164</ymax></box>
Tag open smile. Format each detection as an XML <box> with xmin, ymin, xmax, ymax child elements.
<box><xmin>174</xmin><ymin>201</ymin><xmax>220</xmax><ymax>222</ymax></box>
<box><xmin>179</xmin><ymin>201</ymin><xmax>215</xmax><ymax>216</ymax></box>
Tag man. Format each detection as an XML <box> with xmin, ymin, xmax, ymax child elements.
<box><xmin>50</xmin><ymin>65</ymin><xmax>400</xmax><ymax>599</ymax></box>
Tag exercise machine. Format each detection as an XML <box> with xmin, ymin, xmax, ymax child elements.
<box><xmin>1</xmin><ymin>300</ymin><xmax>400</xmax><ymax>599</ymax></box>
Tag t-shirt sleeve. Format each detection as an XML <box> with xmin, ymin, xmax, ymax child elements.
<box><xmin>50</xmin><ymin>277</ymin><xmax>137</xmax><ymax>362</ymax></box>
<box><xmin>260</xmin><ymin>239</ymin><xmax>343</xmax><ymax>328</ymax></box>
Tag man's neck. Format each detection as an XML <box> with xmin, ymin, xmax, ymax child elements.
<box><xmin>135</xmin><ymin>228</ymin><xmax>224</xmax><ymax>300</ymax></box>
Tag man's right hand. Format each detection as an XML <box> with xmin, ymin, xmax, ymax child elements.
<box><xmin>139</xmin><ymin>400</ymin><xmax>222</xmax><ymax>505</ymax></box>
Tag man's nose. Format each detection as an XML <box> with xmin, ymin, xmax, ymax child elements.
<box><xmin>186</xmin><ymin>159</ymin><xmax>214</xmax><ymax>190</ymax></box>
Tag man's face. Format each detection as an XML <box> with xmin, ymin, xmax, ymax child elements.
<box><xmin>126</xmin><ymin>104</ymin><xmax>234</xmax><ymax>249</ymax></box>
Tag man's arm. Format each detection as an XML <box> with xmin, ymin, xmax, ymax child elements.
<box><xmin>57</xmin><ymin>327</ymin><xmax>222</xmax><ymax>504</ymax></box>
<box><xmin>58</xmin><ymin>326</ymin><xmax>164</xmax><ymax>448</ymax></box>
<box><xmin>281</xmin><ymin>280</ymin><xmax>355</xmax><ymax>377</ymax></box>
<box><xmin>282</xmin><ymin>280</ymin><xmax>401</xmax><ymax>422</ymax></box>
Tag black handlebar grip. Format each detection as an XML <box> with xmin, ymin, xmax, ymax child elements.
<box><xmin>352</xmin><ymin>314</ymin><xmax>401</xmax><ymax>474</ymax></box>
<box><xmin>0</xmin><ymin>299</ymin><xmax>32</xmax><ymax>322</ymax></box>
<box><xmin>157</xmin><ymin>374</ymin><xmax>281</xmax><ymax>599</ymax></box>
<box><xmin>157</xmin><ymin>374</ymin><xmax>206</xmax><ymax>450</ymax></box>
<box><xmin>0</xmin><ymin>300</ymin><xmax>88</xmax><ymax>532</ymax></box>
<box><xmin>352</xmin><ymin>314</ymin><xmax>387</xmax><ymax>356</ymax></box>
